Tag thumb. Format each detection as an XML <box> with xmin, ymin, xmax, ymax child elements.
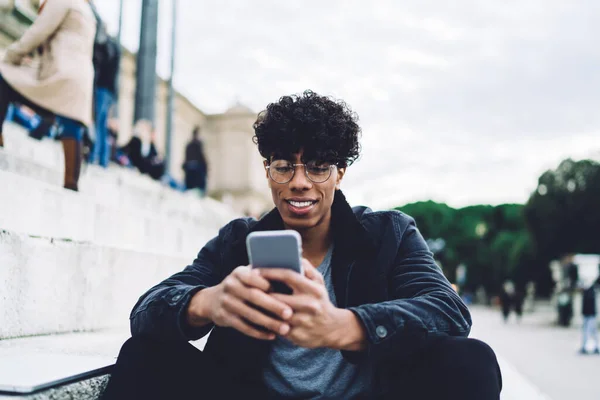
<box><xmin>302</xmin><ymin>258</ymin><xmax>324</xmax><ymax>284</ymax></box>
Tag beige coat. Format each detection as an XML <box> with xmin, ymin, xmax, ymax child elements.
<box><xmin>0</xmin><ymin>0</ymin><xmax>96</xmax><ymax>127</ymax></box>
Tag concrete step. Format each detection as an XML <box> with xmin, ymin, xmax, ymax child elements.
<box><xmin>0</xmin><ymin>168</ymin><xmax>218</xmax><ymax>256</ymax></box>
<box><xmin>0</xmin><ymin>331</ymin><xmax>123</xmax><ymax>399</ymax></box>
<box><xmin>0</xmin><ymin>354</ymin><xmax>112</xmax><ymax>400</ymax></box>
<box><xmin>0</xmin><ymin>122</ymin><xmax>238</xmax><ymax>226</ymax></box>
<box><xmin>0</xmin><ymin>123</ymin><xmax>62</xmax><ymax>173</ymax></box>
<box><xmin>0</xmin><ymin>229</ymin><xmax>192</xmax><ymax>339</ymax></box>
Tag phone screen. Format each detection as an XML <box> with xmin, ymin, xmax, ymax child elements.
<box><xmin>246</xmin><ymin>230</ymin><xmax>302</xmax><ymax>294</ymax></box>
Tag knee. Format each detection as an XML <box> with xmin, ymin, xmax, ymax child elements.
<box><xmin>391</xmin><ymin>337</ymin><xmax>502</xmax><ymax>399</ymax></box>
<box><xmin>117</xmin><ymin>335</ymin><xmax>199</xmax><ymax>366</ymax></box>
<box><xmin>118</xmin><ymin>336</ymin><xmax>179</xmax><ymax>359</ymax></box>
<box><xmin>455</xmin><ymin>338</ymin><xmax>498</xmax><ymax>366</ymax></box>
<box><xmin>435</xmin><ymin>337</ymin><xmax>499</xmax><ymax>370</ymax></box>
<box><xmin>117</xmin><ymin>336</ymin><xmax>159</xmax><ymax>360</ymax></box>
<box><xmin>435</xmin><ymin>337</ymin><xmax>502</xmax><ymax>390</ymax></box>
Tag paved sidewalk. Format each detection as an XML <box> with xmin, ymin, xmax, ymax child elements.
<box><xmin>469</xmin><ymin>305</ymin><xmax>599</xmax><ymax>400</ymax></box>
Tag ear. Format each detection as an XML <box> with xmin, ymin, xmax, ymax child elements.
<box><xmin>264</xmin><ymin>160</ymin><xmax>272</xmax><ymax>188</ymax></box>
<box><xmin>335</xmin><ymin>167</ymin><xmax>346</xmax><ymax>190</ymax></box>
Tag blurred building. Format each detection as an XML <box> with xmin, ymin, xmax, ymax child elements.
<box><xmin>0</xmin><ymin>1</ymin><xmax>271</xmax><ymax>216</ymax></box>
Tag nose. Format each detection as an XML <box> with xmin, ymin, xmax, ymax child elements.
<box><xmin>288</xmin><ymin>165</ymin><xmax>312</xmax><ymax>191</ymax></box>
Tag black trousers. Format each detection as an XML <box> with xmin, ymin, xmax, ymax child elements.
<box><xmin>0</xmin><ymin>73</ymin><xmax>55</xmax><ymax>133</ymax></box>
<box><xmin>102</xmin><ymin>335</ymin><xmax>502</xmax><ymax>400</ymax></box>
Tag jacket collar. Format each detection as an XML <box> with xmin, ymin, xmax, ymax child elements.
<box><xmin>245</xmin><ymin>189</ymin><xmax>376</xmax><ymax>257</ymax></box>
<box><xmin>217</xmin><ymin>190</ymin><xmax>377</xmax><ymax>380</ymax></box>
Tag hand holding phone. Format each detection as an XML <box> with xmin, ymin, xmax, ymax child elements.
<box><xmin>186</xmin><ymin>265</ymin><xmax>293</xmax><ymax>340</ymax></box>
<box><xmin>246</xmin><ymin>230</ymin><xmax>303</xmax><ymax>294</ymax></box>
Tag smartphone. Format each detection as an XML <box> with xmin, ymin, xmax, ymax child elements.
<box><xmin>246</xmin><ymin>230</ymin><xmax>303</xmax><ymax>294</ymax></box>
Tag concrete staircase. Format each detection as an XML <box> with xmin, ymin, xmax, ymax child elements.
<box><xmin>0</xmin><ymin>123</ymin><xmax>234</xmax><ymax>398</ymax></box>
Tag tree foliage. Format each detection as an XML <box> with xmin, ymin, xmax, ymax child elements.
<box><xmin>394</xmin><ymin>158</ymin><xmax>600</xmax><ymax>297</ymax></box>
<box><xmin>396</xmin><ymin>201</ymin><xmax>534</xmax><ymax>294</ymax></box>
<box><xmin>524</xmin><ymin>158</ymin><xmax>600</xmax><ymax>259</ymax></box>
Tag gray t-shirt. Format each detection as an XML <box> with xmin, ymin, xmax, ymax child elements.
<box><xmin>263</xmin><ymin>246</ymin><xmax>372</xmax><ymax>399</ymax></box>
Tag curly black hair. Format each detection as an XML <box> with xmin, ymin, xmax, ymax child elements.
<box><xmin>253</xmin><ymin>90</ymin><xmax>361</xmax><ymax>168</ymax></box>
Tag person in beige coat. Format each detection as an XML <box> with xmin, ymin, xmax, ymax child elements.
<box><xmin>0</xmin><ymin>0</ymin><xmax>96</xmax><ymax>191</ymax></box>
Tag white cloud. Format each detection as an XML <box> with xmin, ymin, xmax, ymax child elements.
<box><xmin>94</xmin><ymin>0</ymin><xmax>600</xmax><ymax>208</ymax></box>
<box><xmin>386</xmin><ymin>46</ymin><xmax>451</xmax><ymax>69</ymax></box>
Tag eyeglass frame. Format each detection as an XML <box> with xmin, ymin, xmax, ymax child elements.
<box><xmin>265</xmin><ymin>161</ymin><xmax>338</xmax><ymax>184</ymax></box>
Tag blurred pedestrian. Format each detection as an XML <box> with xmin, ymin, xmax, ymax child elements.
<box><xmin>580</xmin><ymin>285</ymin><xmax>599</xmax><ymax>355</ymax></box>
<box><xmin>500</xmin><ymin>281</ymin><xmax>515</xmax><ymax>323</ymax></box>
<box><xmin>524</xmin><ymin>281</ymin><xmax>536</xmax><ymax>313</ymax></box>
<box><xmin>89</xmin><ymin>11</ymin><xmax>121</xmax><ymax>168</ymax></box>
<box><xmin>120</xmin><ymin>120</ymin><xmax>165</xmax><ymax>180</ymax></box>
<box><xmin>513</xmin><ymin>288</ymin><xmax>524</xmax><ymax>323</ymax></box>
<box><xmin>182</xmin><ymin>126</ymin><xmax>208</xmax><ymax>195</ymax></box>
<box><xmin>0</xmin><ymin>0</ymin><xmax>96</xmax><ymax>191</ymax></box>
<box><xmin>107</xmin><ymin>114</ymin><xmax>120</xmax><ymax>163</ymax></box>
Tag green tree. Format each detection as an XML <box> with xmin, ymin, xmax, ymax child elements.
<box><xmin>525</xmin><ymin>159</ymin><xmax>600</xmax><ymax>258</ymax></box>
<box><xmin>395</xmin><ymin>201</ymin><xmax>534</xmax><ymax>295</ymax></box>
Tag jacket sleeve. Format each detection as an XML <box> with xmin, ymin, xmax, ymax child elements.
<box><xmin>348</xmin><ymin>217</ymin><xmax>472</xmax><ymax>364</ymax></box>
<box><xmin>4</xmin><ymin>0</ymin><xmax>71</xmax><ymax>63</ymax></box>
<box><xmin>129</xmin><ymin>234</ymin><xmax>224</xmax><ymax>342</ymax></box>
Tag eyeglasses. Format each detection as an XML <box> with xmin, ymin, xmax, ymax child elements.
<box><xmin>266</xmin><ymin>160</ymin><xmax>336</xmax><ymax>184</ymax></box>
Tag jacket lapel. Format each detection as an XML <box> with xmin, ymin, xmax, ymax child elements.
<box><xmin>329</xmin><ymin>190</ymin><xmax>377</xmax><ymax>307</ymax></box>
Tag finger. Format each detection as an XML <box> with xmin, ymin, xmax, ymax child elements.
<box><xmin>288</xmin><ymin>313</ymin><xmax>313</xmax><ymax>327</ymax></box>
<box><xmin>271</xmin><ymin>293</ymin><xmax>324</xmax><ymax>314</ymax></box>
<box><xmin>257</xmin><ymin>268</ymin><xmax>322</xmax><ymax>296</ymax></box>
<box><xmin>302</xmin><ymin>259</ymin><xmax>324</xmax><ymax>284</ymax></box>
<box><xmin>234</xmin><ymin>266</ymin><xmax>272</xmax><ymax>292</ymax></box>
<box><xmin>227</xmin><ymin>315</ymin><xmax>277</xmax><ymax>340</ymax></box>
<box><xmin>282</xmin><ymin>328</ymin><xmax>313</xmax><ymax>348</ymax></box>
<box><xmin>222</xmin><ymin>296</ymin><xmax>290</xmax><ymax>335</ymax></box>
<box><xmin>237</xmin><ymin>286</ymin><xmax>293</xmax><ymax>320</ymax></box>
<box><xmin>223</xmin><ymin>273</ymin><xmax>292</xmax><ymax>320</ymax></box>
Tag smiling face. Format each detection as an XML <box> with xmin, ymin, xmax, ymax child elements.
<box><xmin>253</xmin><ymin>91</ymin><xmax>361</xmax><ymax>231</ymax></box>
<box><xmin>266</xmin><ymin>152</ymin><xmax>345</xmax><ymax>232</ymax></box>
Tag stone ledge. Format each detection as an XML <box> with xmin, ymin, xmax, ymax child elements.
<box><xmin>0</xmin><ymin>375</ymin><xmax>109</xmax><ymax>400</ymax></box>
<box><xmin>0</xmin><ymin>352</ymin><xmax>111</xmax><ymax>400</ymax></box>
<box><xmin>0</xmin><ymin>230</ymin><xmax>190</xmax><ymax>339</ymax></box>
<box><xmin>0</xmin><ymin>167</ymin><xmax>216</xmax><ymax>256</ymax></box>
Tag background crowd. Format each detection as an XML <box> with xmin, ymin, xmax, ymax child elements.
<box><xmin>0</xmin><ymin>0</ymin><xmax>207</xmax><ymax>195</ymax></box>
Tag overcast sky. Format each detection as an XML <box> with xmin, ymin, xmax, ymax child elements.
<box><xmin>94</xmin><ymin>0</ymin><xmax>600</xmax><ymax>209</ymax></box>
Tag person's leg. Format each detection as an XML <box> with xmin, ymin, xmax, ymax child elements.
<box><xmin>581</xmin><ymin>317</ymin><xmax>591</xmax><ymax>353</ymax></box>
<box><xmin>91</xmin><ymin>89</ymin><xmax>111</xmax><ymax>167</ymax></box>
<box><xmin>387</xmin><ymin>336</ymin><xmax>502</xmax><ymax>400</ymax></box>
<box><xmin>61</xmin><ymin>138</ymin><xmax>82</xmax><ymax>191</ymax></box>
<box><xmin>57</xmin><ymin>117</ymin><xmax>84</xmax><ymax>191</ymax></box>
<box><xmin>100</xmin><ymin>94</ymin><xmax>114</xmax><ymax>167</ymax></box>
<box><xmin>590</xmin><ymin>316</ymin><xmax>599</xmax><ymax>352</ymax></box>
<box><xmin>89</xmin><ymin>90</ymin><xmax>101</xmax><ymax>164</ymax></box>
<box><xmin>184</xmin><ymin>169</ymin><xmax>192</xmax><ymax>190</ymax></box>
<box><xmin>6</xmin><ymin>103</ymin><xmax>15</xmax><ymax>122</ymax></box>
<box><xmin>0</xmin><ymin>74</ymin><xmax>17</xmax><ymax>147</ymax></box>
<box><xmin>29</xmin><ymin>117</ymin><xmax>54</xmax><ymax>141</ymax></box>
<box><xmin>502</xmin><ymin>306</ymin><xmax>510</xmax><ymax>323</ymax></box>
<box><xmin>102</xmin><ymin>336</ymin><xmax>253</xmax><ymax>400</ymax></box>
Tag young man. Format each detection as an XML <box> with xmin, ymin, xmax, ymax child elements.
<box><xmin>103</xmin><ymin>91</ymin><xmax>502</xmax><ymax>400</ymax></box>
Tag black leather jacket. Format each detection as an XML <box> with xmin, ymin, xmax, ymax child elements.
<box><xmin>130</xmin><ymin>190</ymin><xmax>471</xmax><ymax>394</ymax></box>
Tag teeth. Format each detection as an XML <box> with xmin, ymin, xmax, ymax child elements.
<box><xmin>289</xmin><ymin>201</ymin><xmax>313</xmax><ymax>208</ymax></box>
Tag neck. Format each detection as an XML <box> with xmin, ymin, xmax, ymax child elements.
<box><xmin>287</xmin><ymin>210</ymin><xmax>333</xmax><ymax>267</ymax></box>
